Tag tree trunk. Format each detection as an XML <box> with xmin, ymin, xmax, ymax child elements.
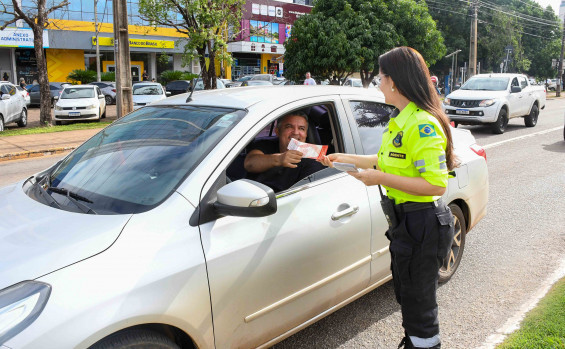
<box><xmin>197</xmin><ymin>42</ymin><xmax>217</xmax><ymax>90</ymax></box>
<box><xmin>33</xmin><ymin>27</ymin><xmax>52</xmax><ymax>126</ymax></box>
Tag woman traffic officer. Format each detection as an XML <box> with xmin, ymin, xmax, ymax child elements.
<box><xmin>320</xmin><ymin>46</ymin><xmax>456</xmax><ymax>349</ymax></box>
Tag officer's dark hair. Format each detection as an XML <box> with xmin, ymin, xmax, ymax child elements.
<box><xmin>379</xmin><ymin>47</ymin><xmax>457</xmax><ymax>170</ymax></box>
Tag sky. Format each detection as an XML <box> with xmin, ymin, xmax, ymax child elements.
<box><xmin>534</xmin><ymin>0</ymin><xmax>560</xmax><ymax>15</ymax></box>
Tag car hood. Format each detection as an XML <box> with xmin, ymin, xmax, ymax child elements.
<box><xmin>0</xmin><ymin>182</ymin><xmax>132</xmax><ymax>290</ymax></box>
<box><xmin>56</xmin><ymin>98</ymin><xmax>97</xmax><ymax>107</ymax></box>
<box><xmin>133</xmin><ymin>95</ymin><xmax>165</xmax><ymax>104</ymax></box>
<box><xmin>447</xmin><ymin>89</ymin><xmax>507</xmax><ymax>100</ymax></box>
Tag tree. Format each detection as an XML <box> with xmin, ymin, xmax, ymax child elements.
<box><xmin>284</xmin><ymin>0</ymin><xmax>445</xmax><ymax>88</ymax></box>
<box><xmin>0</xmin><ymin>0</ymin><xmax>69</xmax><ymax>126</ymax></box>
<box><xmin>138</xmin><ymin>0</ymin><xmax>244</xmax><ymax>90</ymax></box>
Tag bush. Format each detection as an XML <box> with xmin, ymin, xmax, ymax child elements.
<box><xmin>100</xmin><ymin>71</ymin><xmax>115</xmax><ymax>82</ymax></box>
<box><xmin>160</xmin><ymin>70</ymin><xmax>199</xmax><ymax>85</ymax></box>
<box><xmin>67</xmin><ymin>69</ymin><xmax>97</xmax><ymax>84</ymax></box>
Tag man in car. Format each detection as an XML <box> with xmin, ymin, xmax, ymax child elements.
<box><xmin>244</xmin><ymin>111</ymin><xmax>324</xmax><ymax>192</ymax></box>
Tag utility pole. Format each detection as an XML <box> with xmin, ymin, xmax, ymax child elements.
<box><xmin>469</xmin><ymin>0</ymin><xmax>478</xmax><ymax>77</ymax></box>
<box><xmin>112</xmin><ymin>0</ymin><xmax>133</xmax><ymax>118</ymax></box>
<box><xmin>94</xmin><ymin>0</ymin><xmax>101</xmax><ymax>82</ymax></box>
<box><xmin>557</xmin><ymin>16</ymin><xmax>565</xmax><ymax>97</ymax></box>
<box><xmin>445</xmin><ymin>49</ymin><xmax>461</xmax><ymax>93</ymax></box>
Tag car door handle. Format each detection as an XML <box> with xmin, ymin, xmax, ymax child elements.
<box><xmin>331</xmin><ymin>205</ymin><xmax>359</xmax><ymax>221</ymax></box>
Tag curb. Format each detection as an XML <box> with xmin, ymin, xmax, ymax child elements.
<box><xmin>0</xmin><ymin>147</ymin><xmax>75</xmax><ymax>162</ymax></box>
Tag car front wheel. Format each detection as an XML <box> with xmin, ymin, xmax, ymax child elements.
<box><xmin>439</xmin><ymin>204</ymin><xmax>467</xmax><ymax>283</ymax></box>
<box><xmin>105</xmin><ymin>95</ymin><xmax>113</xmax><ymax>105</ymax></box>
<box><xmin>492</xmin><ymin>108</ymin><xmax>508</xmax><ymax>134</ymax></box>
<box><xmin>90</xmin><ymin>329</ymin><xmax>180</xmax><ymax>349</ymax></box>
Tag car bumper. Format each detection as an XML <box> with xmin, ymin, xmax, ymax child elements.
<box><xmin>443</xmin><ymin>103</ymin><xmax>500</xmax><ymax>124</ymax></box>
<box><xmin>54</xmin><ymin>108</ymin><xmax>99</xmax><ymax>120</ymax></box>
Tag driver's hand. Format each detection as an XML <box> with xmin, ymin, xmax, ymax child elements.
<box><xmin>279</xmin><ymin>150</ymin><xmax>303</xmax><ymax>168</ymax></box>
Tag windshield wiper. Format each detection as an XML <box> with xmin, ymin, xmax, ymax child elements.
<box><xmin>48</xmin><ymin>187</ymin><xmax>97</xmax><ymax>215</ymax></box>
<box><xmin>31</xmin><ymin>180</ymin><xmax>62</xmax><ymax>209</ymax></box>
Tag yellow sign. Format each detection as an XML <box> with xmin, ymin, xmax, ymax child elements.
<box><xmin>92</xmin><ymin>37</ymin><xmax>174</xmax><ymax>49</ymax></box>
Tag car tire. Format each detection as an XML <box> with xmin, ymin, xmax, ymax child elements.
<box><xmin>105</xmin><ymin>95</ymin><xmax>113</xmax><ymax>105</ymax></box>
<box><xmin>0</xmin><ymin>116</ymin><xmax>4</xmax><ymax>132</ymax></box>
<box><xmin>16</xmin><ymin>109</ymin><xmax>27</xmax><ymax>127</ymax></box>
<box><xmin>90</xmin><ymin>329</ymin><xmax>180</xmax><ymax>349</ymax></box>
<box><xmin>439</xmin><ymin>204</ymin><xmax>467</xmax><ymax>283</ymax></box>
<box><xmin>492</xmin><ymin>108</ymin><xmax>508</xmax><ymax>134</ymax></box>
<box><xmin>524</xmin><ymin>104</ymin><xmax>538</xmax><ymax>127</ymax></box>
<box><xmin>101</xmin><ymin>106</ymin><xmax>107</xmax><ymax>119</ymax></box>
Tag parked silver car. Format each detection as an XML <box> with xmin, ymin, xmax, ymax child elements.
<box><xmin>89</xmin><ymin>81</ymin><xmax>116</xmax><ymax>105</ymax></box>
<box><xmin>0</xmin><ymin>81</ymin><xmax>27</xmax><ymax>130</ymax></box>
<box><xmin>132</xmin><ymin>82</ymin><xmax>170</xmax><ymax>110</ymax></box>
<box><xmin>0</xmin><ymin>87</ymin><xmax>488</xmax><ymax>348</ymax></box>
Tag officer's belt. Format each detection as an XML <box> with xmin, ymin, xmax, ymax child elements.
<box><xmin>394</xmin><ymin>199</ymin><xmax>440</xmax><ymax>215</ymax></box>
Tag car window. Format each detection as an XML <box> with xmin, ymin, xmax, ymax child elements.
<box><xmin>50</xmin><ymin>84</ymin><xmax>61</xmax><ymax>90</ymax></box>
<box><xmin>0</xmin><ymin>85</ymin><xmax>8</xmax><ymax>95</ymax></box>
<box><xmin>519</xmin><ymin>77</ymin><xmax>528</xmax><ymax>89</ymax></box>
<box><xmin>96</xmin><ymin>87</ymin><xmax>102</xmax><ymax>95</ymax></box>
<box><xmin>45</xmin><ymin>106</ymin><xmax>247</xmax><ymax>214</ymax></box>
<box><xmin>28</xmin><ymin>85</ymin><xmax>39</xmax><ymax>92</ymax></box>
<box><xmin>61</xmin><ymin>88</ymin><xmax>95</xmax><ymax>99</ymax></box>
<box><xmin>350</xmin><ymin>101</ymin><xmax>395</xmax><ymax>155</ymax></box>
<box><xmin>511</xmin><ymin>78</ymin><xmax>519</xmax><ymax>87</ymax></box>
<box><xmin>133</xmin><ymin>85</ymin><xmax>163</xmax><ymax>95</ymax></box>
<box><xmin>1</xmin><ymin>84</ymin><xmax>16</xmax><ymax>96</ymax></box>
<box><xmin>227</xmin><ymin>103</ymin><xmax>342</xmax><ymax>193</ymax></box>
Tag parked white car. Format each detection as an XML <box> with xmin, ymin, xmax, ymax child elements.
<box><xmin>0</xmin><ymin>87</ymin><xmax>488</xmax><ymax>348</ymax></box>
<box><xmin>443</xmin><ymin>73</ymin><xmax>546</xmax><ymax>134</ymax></box>
<box><xmin>53</xmin><ymin>85</ymin><xmax>106</xmax><ymax>125</ymax></box>
<box><xmin>132</xmin><ymin>82</ymin><xmax>170</xmax><ymax>110</ymax></box>
<box><xmin>344</xmin><ymin>78</ymin><xmax>377</xmax><ymax>88</ymax></box>
<box><xmin>0</xmin><ymin>81</ymin><xmax>27</xmax><ymax>131</ymax></box>
<box><xmin>16</xmin><ymin>86</ymin><xmax>31</xmax><ymax>107</ymax></box>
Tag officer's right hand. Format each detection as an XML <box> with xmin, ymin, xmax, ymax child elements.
<box><xmin>278</xmin><ymin>150</ymin><xmax>303</xmax><ymax>168</ymax></box>
<box><xmin>319</xmin><ymin>153</ymin><xmax>345</xmax><ymax>167</ymax></box>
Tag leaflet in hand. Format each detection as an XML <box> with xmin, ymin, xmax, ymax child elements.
<box><xmin>332</xmin><ymin>162</ymin><xmax>360</xmax><ymax>172</ymax></box>
<box><xmin>287</xmin><ymin>138</ymin><xmax>328</xmax><ymax>160</ymax></box>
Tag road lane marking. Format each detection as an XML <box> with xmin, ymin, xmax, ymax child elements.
<box><xmin>482</xmin><ymin>126</ymin><xmax>562</xmax><ymax>149</ymax></box>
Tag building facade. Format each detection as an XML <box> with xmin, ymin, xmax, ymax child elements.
<box><xmin>0</xmin><ymin>0</ymin><xmax>193</xmax><ymax>85</ymax></box>
<box><xmin>228</xmin><ymin>0</ymin><xmax>312</xmax><ymax>80</ymax></box>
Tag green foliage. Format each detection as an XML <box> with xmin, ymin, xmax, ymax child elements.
<box><xmin>497</xmin><ymin>277</ymin><xmax>565</xmax><ymax>348</ymax></box>
<box><xmin>138</xmin><ymin>0</ymin><xmax>245</xmax><ymax>89</ymax></box>
<box><xmin>100</xmin><ymin>71</ymin><xmax>115</xmax><ymax>82</ymax></box>
<box><xmin>67</xmin><ymin>69</ymin><xmax>97</xmax><ymax>84</ymax></box>
<box><xmin>284</xmin><ymin>0</ymin><xmax>445</xmax><ymax>87</ymax></box>
<box><xmin>159</xmin><ymin>70</ymin><xmax>199</xmax><ymax>85</ymax></box>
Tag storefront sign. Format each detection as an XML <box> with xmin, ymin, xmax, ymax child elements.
<box><xmin>0</xmin><ymin>28</ymin><xmax>49</xmax><ymax>48</ymax></box>
<box><xmin>92</xmin><ymin>37</ymin><xmax>174</xmax><ymax>49</ymax></box>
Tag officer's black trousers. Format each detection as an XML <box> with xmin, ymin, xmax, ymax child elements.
<box><xmin>387</xmin><ymin>203</ymin><xmax>453</xmax><ymax>344</ymax></box>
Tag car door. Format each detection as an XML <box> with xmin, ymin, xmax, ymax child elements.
<box><xmin>342</xmin><ymin>98</ymin><xmax>396</xmax><ymax>283</ymax></box>
<box><xmin>96</xmin><ymin>86</ymin><xmax>105</xmax><ymax>112</ymax></box>
<box><xmin>518</xmin><ymin>76</ymin><xmax>532</xmax><ymax>115</ymax></box>
<box><xmin>1</xmin><ymin>84</ymin><xmax>17</xmax><ymax>122</ymax></box>
<box><xmin>28</xmin><ymin>84</ymin><xmax>40</xmax><ymax>105</ymax></box>
<box><xmin>198</xmin><ymin>97</ymin><xmax>372</xmax><ymax>348</ymax></box>
<box><xmin>508</xmin><ymin>77</ymin><xmax>522</xmax><ymax>117</ymax></box>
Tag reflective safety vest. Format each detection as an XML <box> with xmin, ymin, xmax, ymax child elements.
<box><xmin>377</xmin><ymin>102</ymin><xmax>448</xmax><ymax>204</ymax></box>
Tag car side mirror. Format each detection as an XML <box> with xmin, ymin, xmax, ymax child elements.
<box><xmin>99</xmin><ymin>94</ymin><xmax>104</xmax><ymax>99</ymax></box>
<box><xmin>214</xmin><ymin>179</ymin><xmax>276</xmax><ymax>218</ymax></box>
<box><xmin>1</xmin><ymin>94</ymin><xmax>10</xmax><ymax>100</ymax></box>
<box><xmin>511</xmin><ymin>86</ymin><xmax>522</xmax><ymax>93</ymax></box>
<box><xmin>53</xmin><ymin>96</ymin><xmax>59</xmax><ymax>100</ymax></box>
<box><xmin>166</xmin><ymin>91</ymin><xmax>171</xmax><ymax>96</ymax></box>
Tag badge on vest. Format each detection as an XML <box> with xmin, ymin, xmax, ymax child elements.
<box><xmin>392</xmin><ymin>131</ymin><xmax>403</xmax><ymax>147</ymax></box>
<box><xmin>388</xmin><ymin>152</ymin><xmax>406</xmax><ymax>159</ymax></box>
<box><xmin>419</xmin><ymin>124</ymin><xmax>437</xmax><ymax>138</ymax></box>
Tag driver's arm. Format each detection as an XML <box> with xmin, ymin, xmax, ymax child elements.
<box><xmin>244</xmin><ymin>149</ymin><xmax>304</xmax><ymax>173</ymax></box>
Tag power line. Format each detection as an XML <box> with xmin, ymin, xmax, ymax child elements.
<box><xmin>478</xmin><ymin>0</ymin><xmax>560</xmax><ymax>27</ymax></box>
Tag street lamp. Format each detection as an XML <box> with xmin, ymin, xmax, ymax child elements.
<box><xmin>445</xmin><ymin>49</ymin><xmax>461</xmax><ymax>94</ymax></box>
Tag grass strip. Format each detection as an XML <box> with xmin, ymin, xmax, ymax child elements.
<box><xmin>1</xmin><ymin>121</ymin><xmax>112</xmax><ymax>137</ymax></box>
<box><xmin>497</xmin><ymin>277</ymin><xmax>565</xmax><ymax>349</ymax></box>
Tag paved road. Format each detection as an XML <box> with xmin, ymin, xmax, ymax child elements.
<box><xmin>1</xmin><ymin>100</ymin><xmax>564</xmax><ymax>349</ymax></box>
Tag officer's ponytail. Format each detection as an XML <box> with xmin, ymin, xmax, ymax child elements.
<box><xmin>379</xmin><ymin>47</ymin><xmax>458</xmax><ymax>170</ymax></box>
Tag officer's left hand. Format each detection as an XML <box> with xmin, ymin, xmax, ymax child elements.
<box><xmin>347</xmin><ymin>169</ymin><xmax>382</xmax><ymax>186</ymax></box>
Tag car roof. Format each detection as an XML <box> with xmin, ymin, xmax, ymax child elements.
<box><xmin>64</xmin><ymin>85</ymin><xmax>96</xmax><ymax>89</ymax></box>
<box><xmin>153</xmin><ymin>85</ymin><xmax>384</xmax><ymax>110</ymax></box>
<box><xmin>133</xmin><ymin>82</ymin><xmax>162</xmax><ymax>87</ymax></box>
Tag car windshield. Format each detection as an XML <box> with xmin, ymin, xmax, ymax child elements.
<box><xmin>460</xmin><ymin>77</ymin><xmax>509</xmax><ymax>91</ymax></box>
<box><xmin>133</xmin><ymin>85</ymin><xmax>163</xmax><ymax>95</ymax></box>
<box><xmin>61</xmin><ymin>88</ymin><xmax>95</xmax><ymax>99</ymax></box>
<box><xmin>46</xmin><ymin>106</ymin><xmax>246</xmax><ymax>214</ymax></box>
<box><xmin>238</xmin><ymin>76</ymin><xmax>253</xmax><ymax>82</ymax></box>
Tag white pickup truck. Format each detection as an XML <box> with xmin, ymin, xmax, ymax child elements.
<box><xmin>442</xmin><ymin>73</ymin><xmax>546</xmax><ymax>134</ymax></box>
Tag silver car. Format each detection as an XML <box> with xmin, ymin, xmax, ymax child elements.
<box><xmin>0</xmin><ymin>87</ymin><xmax>488</xmax><ymax>348</ymax></box>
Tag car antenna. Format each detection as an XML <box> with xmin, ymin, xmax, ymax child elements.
<box><xmin>186</xmin><ymin>69</ymin><xmax>204</xmax><ymax>103</ymax></box>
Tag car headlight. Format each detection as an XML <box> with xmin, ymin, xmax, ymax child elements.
<box><xmin>86</xmin><ymin>104</ymin><xmax>96</xmax><ymax>109</ymax></box>
<box><xmin>0</xmin><ymin>281</ymin><xmax>51</xmax><ymax>344</ymax></box>
<box><xmin>54</xmin><ymin>105</ymin><xmax>62</xmax><ymax>111</ymax></box>
<box><xmin>479</xmin><ymin>99</ymin><xmax>496</xmax><ymax>107</ymax></box>
<box><xmin>443</xmin><ymin>98</ymin><xmax>451</xmax><ymax>106</ymax></box>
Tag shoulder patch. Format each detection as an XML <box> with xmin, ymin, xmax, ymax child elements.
<box><xmin>419</xmin><ymin>124</ymin><xmax>437</xmax><ymax>138</ymax></box>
